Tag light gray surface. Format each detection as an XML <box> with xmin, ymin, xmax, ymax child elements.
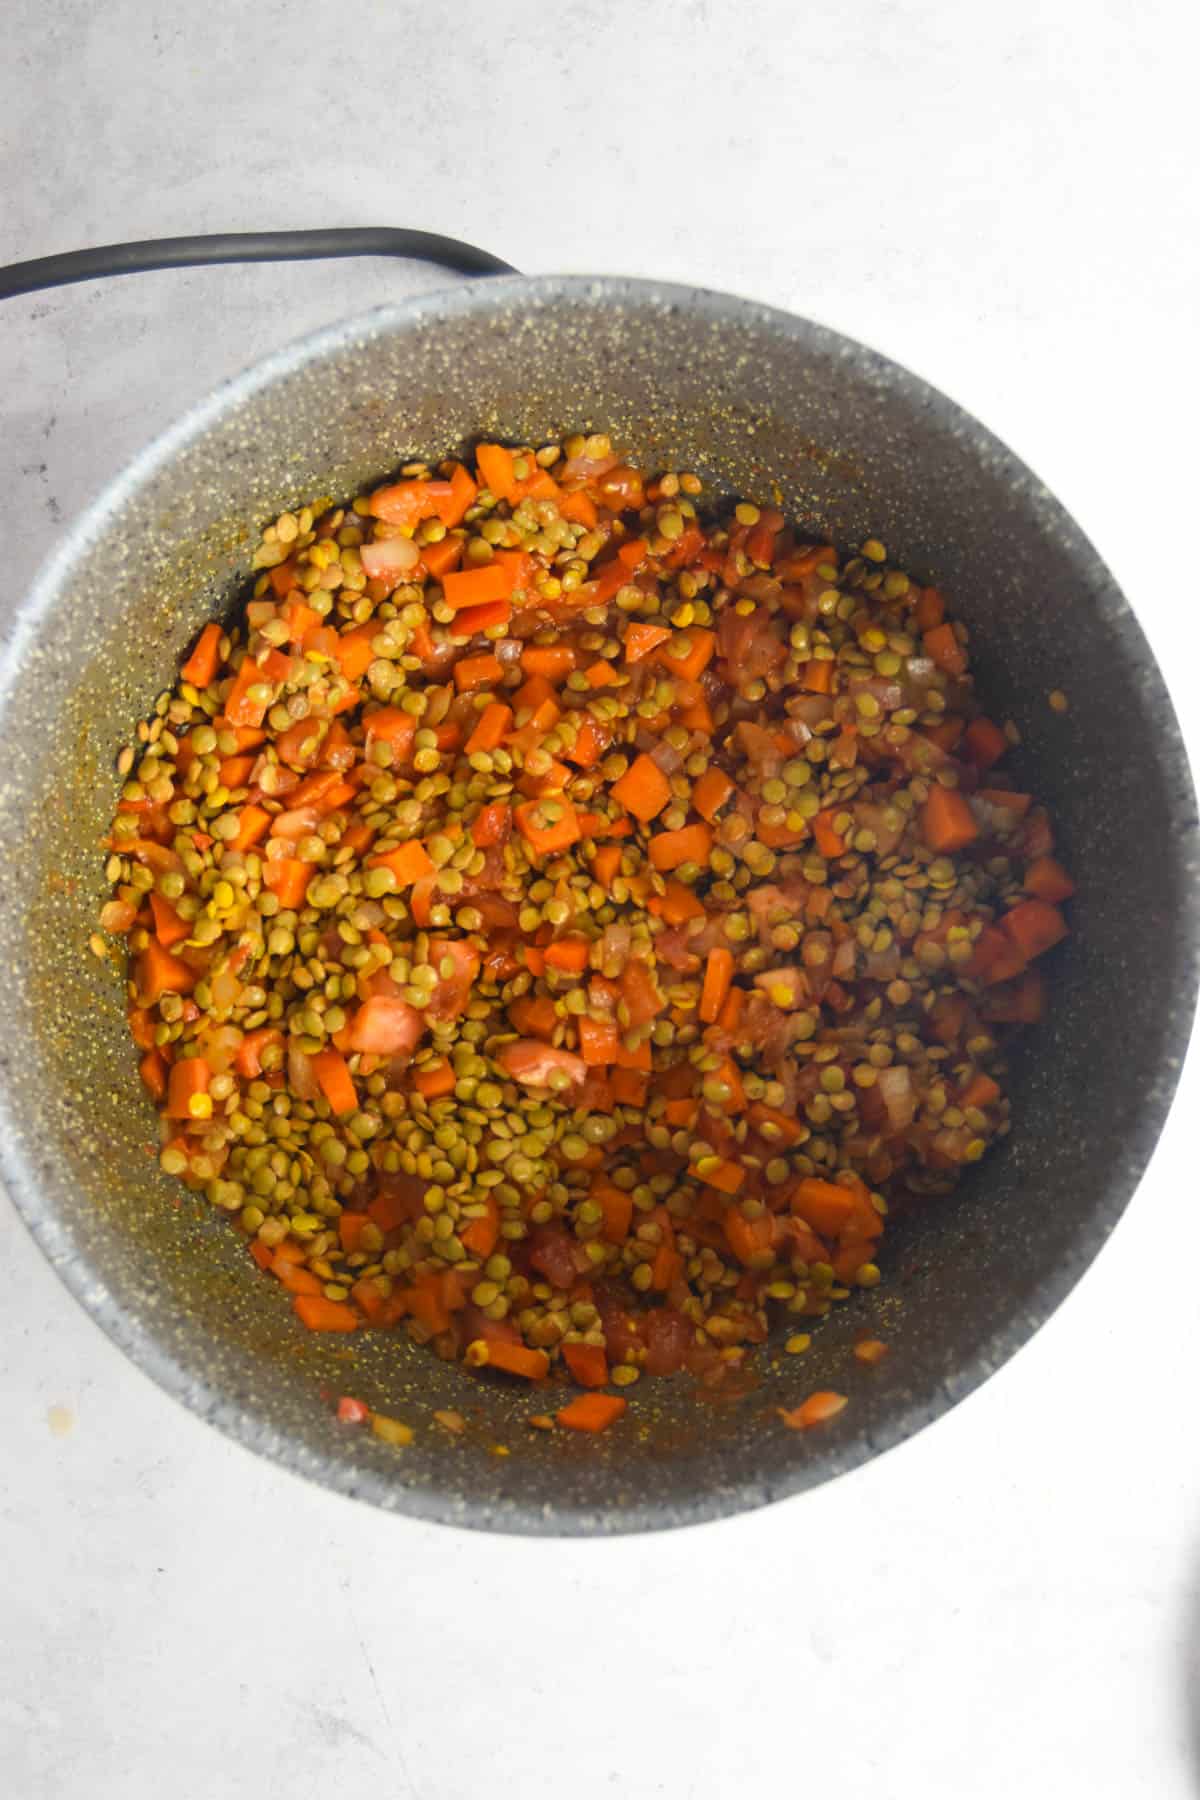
<box><xmin>3</xmin><ymin>0</ymin><xmax>1200</xmax><ymax>1794</ymax></box>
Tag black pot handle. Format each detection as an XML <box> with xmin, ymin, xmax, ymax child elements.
<box><xmin>0</xmin><ymin>228</ymin><xmax>516</xmax><ymax>300</ymax></box>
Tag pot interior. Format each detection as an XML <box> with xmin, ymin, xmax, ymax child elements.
<box><xmin>0</xmin><ymin>277</ymin><xmax>1193</xmax><ymax>1532</ymax></box>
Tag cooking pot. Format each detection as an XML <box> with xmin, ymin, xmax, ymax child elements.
<box><xmin>1</xmin><ymin>272</ymin><xmax>1195</xmax><ymax>1534</ymax></box>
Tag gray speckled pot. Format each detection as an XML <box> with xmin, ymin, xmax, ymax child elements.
<box><xmin>0</xmin><ymin>275</ymin><xmax>1195</xmax><ymax>1534</ymax></box>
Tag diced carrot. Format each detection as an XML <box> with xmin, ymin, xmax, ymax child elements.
<box><xmin>180</xmin><ymin>621</ymin><xmax>222</xmax><ymax>689</ymax></box>
<box><xmin>1002</xmin><ymin>899</ymin><xmax>1068</xmax><ymax>961</ymax></box>
<box><xmin>659</xmin><ymin>626</ymin><xmax>715</xmax><ymax>683</ymax></box>
<box><xmin>558</xmin><ymin>489</ymin><xmax>598</xmax><ymax>527</ymax></box>
<box><xmin>420</xmin><ymin>534</ymin><xmax>464</xmax><ymax>580</ymax></box>
<box><xmin>520</xmin><ymin>644</ymin><xmax>577</xmax><ymax>681</ymax></box>
<box><xmin>464</xmin><ymin>704</ymin><xmax>513</xmax><ymax>755</ymax></box>
<box><xmin>460</xmin><ymin>1195</ymin><xmax>500</xmax><ymax>1259</ymax></box>
<box><xmin>650</xmin><ymin>1243</ymin><xmax>683</xmax><ymax>1290</ymax></box>
<box><xmin>692</xmin><ymin>766</ymin><xmax>734</xmax><ymax>822</ymax></box>
<box><xmin>961</xmin><ymin>1072</ymin><xmax>1002</xmax><ymax>1110</ymax></box>
<box><xmin>311</xmin><ymin>1049</ymin><xmax>357</xmax><ymax>1116</ymax></box>
<box><xmin>648</xmin><ymin>822</ymin><xmax>712</xmax><ymax>872</ymax></box>
<box><xmin>812</xmin><ymin>810</ymin><xmax>847</xmax><ymax>859</ymax></box>
<box><xmin>802</xmin><ymin>658</ymin><xmax>834</xmax><ymax>695</ymax></box>
<box><xmin>334</xmin><ymin>623</ymin><xmax>378</xmax><ymax>682</ymax></box>
<box><xmin>790</xmin><ymin>1177</ymin><xmax>855</xmax><ymax>1238</ymax></box>
<box><xmin>454</xmin><ymin>652</ymin><xmax>504</xmax><ymax>693</ymax></box>
<box><xmin>475</xmin><ymin>442</ymin><xmax>519</xmax><ymax>504</ymax></box>
<box><xmin>248</xmin><ymin>1239</ymin><xmax>275</xmax><ymax>1270</ymax></box>
<box><xmin>368</xmin><ymin>477</ymin><xmax>450</xmax><ymax>528</ymax></box>
<box><xmin>564</xmin><ymin>714</ymin><xmax>611</xmax><ymax>770</ymax></box>
<box><xmin>562</xmin><ymin>1342</ymin><xmax>609</xmax><ymax>1388</ymax></box>
<box><xmin>293</xmin><ymin>1295</ymin><xmax>360</xmax><ymax>1332</ymax></box>
<box><xmin>915</xmin><ymin>586</ymin><xmax>945</xmax><ymax>632</ymax></box>
<box><xmin>221</xmin><ymin>648</ymin><xmax>291</xmax><ymax>728</ymax></box>
<box><xmin>611</xmin><ymin>752</ymin><xmax>672</xmax><ymax>823</ymax></box>
<box><xmin>139</xmin><ymin>1048</ymin><xmax>167</xmax><ymax>1101</ymax></box>
<box><xmin>724</xmin><ymin>1210</ymin><xmax>775</xmax><ymax>1266</ymax></box>
<box><xmin>545</xmin><ymin>935</ymin><xmax>590</xmax><ymax>973</ymax></box>
<box><xmin>164</xmin><ymin>1056</ymin><xmax>211</xmax><ymax>1120</ymax></box>
<box><xmin>442</xmin><ymin>562</ymin><xmax>512</xmax><ymax>611</ymax></box>
<box><xmin>920</xmin><ymin>787</ymin><xmax>979</xmax><ymax>853</ymax></box>
<box><xmin>592</xmin><ymin>1180</ymin><xmax>634</xmax><ymax>1244</ymax></box>
<box><xmin>1024</xmin><ymin>856</ymin><xmax>1075</xmax><ymax>902</ymax></box>
<box><xmin>485</xmin><ymin>1341</ymin><xmax>550</xmax><ymax>1381</ymax></box>
<box><xmin>149</xmin><ymin>890</ymin><xmax>190</xmax><ymax>949</ymax></box>
<box><xmin>854</xmin><ymin>1338</ymin><xmax>889</xmax><ymax>1366</ymax></box>
<box><xmin>778</xmin><ymin>1391</ymin><xmax>848</xmax><ymax>1429</ymax></box>
<box><xmin>625</xmin><ymin>622</ymin><xmax>673</xmax><ymax>663</ymax></box>
<box><xmin>262</xmin><ymin>857</ymin><xmax>314</xmax><ymax>910</ymax></box>
<box><xmin>274</xmin><ymin>1258</ymin><xmax>324</xmax><ymax>1296</ymax></box>
<box><xmin>451</xmin><ymin>597</ymin><xmax>512</xmax><ymax>637</ymax></box>
<box><xmin>229</xmin><ymin>803</ymin><xmax>272</xmax><ymax>852</ymax></box>
<box><xmin>470</xmin><ymin>799</ymin><xmax>511</xmax><ymax>846</ymax></box>
<box><xmin>136</xmin><ymin>940</ymin><xmax>196</xmax><ymax>1003</ymax></box>
<box><xmin>691</xmin><ymin>1157</ymin><xmax>744</xmax><ymax>1195</ymax></box>
<box><xmin>963</xmin><ymin>716</ymin><xmax>1008</xmax><ymax>770</ymax></box>
<box><xmin>556</xmin><ymin>1393</ymin><xmax>627</xmax><ymax>1432</ymax></box>
<box><xmin>923</xmin><ymin>622</ymin><xmax>967</xmax><ymax>677</ymax></box>
<box><xmin>436</xmin><ymin>462</ymin><xmax>478</xmax><ymax>527</ymax></box>
<box><xmin>413</xmin><ymin>1060</ymin><xmax>456</xmax><ymax>1099</ymax></box>
<box><xmin>515</xmin><ymin>798</ymin><xmax>581</xmax><ymax>857</ymax></box>
<box><xmin>337</xmin><ymin>1211</ymin><xmax>371</xmax><ymax>1253</ymax></box>
<box><xmin>369</xmin><ymin>839</ymin><xmax>436</xmax><ymax>887</ymax></box>
<box><xmin>578</xmin><ymin>1017</ymin><xmax>620</xmax><ymax>1066</ymax></box>
<box><xmin>656</xmin><ymin>880</ymin><xmax>704</xmax><ymax>926</ymax></box>
<box><xmin>609</xmin><ymin>1068</ymin><xmax>648</xmax><ymax>1108</ymax></box>
<box><xmin>699</xmin><ymin>946</ymin><xmax>734</xmax><ymax>1024</ymax></box>
<box><xmin>592</xmin><ymin>843</ymin><xmax>622</xmax><ymax>886</ymax></box>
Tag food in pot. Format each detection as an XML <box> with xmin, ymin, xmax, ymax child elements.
<box><xmin>98</xmin><ymin>435</ymin><xmax>1072</xmax><ymax>1421</ymax></box>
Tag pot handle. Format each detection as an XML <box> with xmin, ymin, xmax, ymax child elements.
<box><xmin>0</xmin><ymin>228</ymin><xmax>516</xmax><ymax>300</ymax></box>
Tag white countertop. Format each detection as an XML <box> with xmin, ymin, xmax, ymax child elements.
<box><xmin>3</xmin><ymin>2</ymin><xmax>1199</xmax><ymax>1794</ymax></box>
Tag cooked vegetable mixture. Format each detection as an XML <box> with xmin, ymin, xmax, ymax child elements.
<box><xmin>99</xmin><ymin>435</ymin><xmax>1072</xmax><ymax>1424</ymax></box>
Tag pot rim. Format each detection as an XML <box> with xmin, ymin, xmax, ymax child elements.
<box><xmin>2</xmin><ymin>272</ymin><xmax>1196</xmax><ymax>1534</ymax></box>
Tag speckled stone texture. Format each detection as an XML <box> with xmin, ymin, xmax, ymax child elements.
<box><xmin>0</xmin><ymin>276</ymin><xmax>1194</xmax><ymax>1534</ymax></box>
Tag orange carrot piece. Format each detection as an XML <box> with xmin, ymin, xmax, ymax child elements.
<box><xmin>369</xmin><ymin>839</ymin><xmax>436</xmax><ymax>887</ymax></box>
<box><xmin>854</xmin><ymin>1339</ymin><xmax>889</xmax><ymax>1366</ymax></box>
<box><xmin>625</xmin><ymin>622</ymin><xmax>673</xmax><ymax>663</ymax></box>
<box><xmin>592</xmin><ymin>1180</ymin><xmax>634</xmax><ymax>1244</ymax></box>
<box><xmin>149</xmin><ymin>891</ymin><xmax>189</xmax><ymax>949</ymax></box>
<box><xmin>485</xmin><ymin>1341</ymin><xmax>550</xmax><ymax>1380</ymax></box>
<box><xmin>337</xmin><ymin>1211</ymin><xmax>371</xmax><ymax>1253</ymax></box>
<box><xmin>1002</xmin><ymin>899</ymin><xmax>1068</xmax><ymax>960</ymax></box>
<box><xmin>564</xmin><ymin>714</ymin><xmax>611</xmax><ymax>771</ymax></box>
<box><xmin>724</xmin><ymin>1210</ymin><xmax>775</xmax><ymax>1266</ymax></box>
<box><xmin>578</xmin><ymin>1017</ymin><xmax>620</xmax><ymax>1066</ymax></box>
<box><xmin>802</xmin><ymin>658</ymin><xmax>834</xmax><ymax>695</ymax></box>
<box><xmin>136</xmin><ymin>940</ymin><xmax>196</xmax><ymax>1003</ymax></box>
<box><xmin>544</xmin><ymin>935</ymin><xmax>590</xmax><ymax>973</ymax></box>
<box><xmin>790</xmin><ymin>1177</ymin><xmax>855</xmax><ymax>1238</ymax></box>
<box><xmin>230</xmin><ymin>803</ymin><xmax>272</xmax><ymax>852</ymax></box>
<box><xmin>592</xmin><ymin>843</ymin><xmax>622</xmax><ymax>886</ymax></box>
<box><xmin>659</xmin><ymin>626</ymin><xmax>715</xmax><ymax>683</ymax></box>
<box><xmin>692</xmin><ymin>766</ymin><xmax>734</xmax><ymax>822</ymax></box>
<box><xmin>464</xmin><ymin>703</ymin><xmax>513</xmax><ymax>755</ymax></box>
<box><xmin>609</xmin><ymin>1068</ymin><xmax>648</xmax><ymax>1108</ymax></box>
<box><xmin>648</xmin><ymin>822</ymin><xmax>712</xmax><ymax>872</ymax></box>
<box><xmin>164</xmin><ymin>1056</ymin><xmax>211</xmax><ymax>1120</ymax></box>
<box><xmin>262</xmin><ymin>857</ymin><xmax>314</xmax><ymax>910</ymax></box>
<box><xmin>656</xmin><ymin>880</ymin><xmax>705</xmax><ymax>926</ymax></box>
<box><xmin>691</xmin><ymin>1157</ymin><xmax>744</xmax><ymax>1195</ymax></box>
<box><xmin>920</xmin><ymin>787</ymin><xmax>979</xmax><ymax>853</ymax></box>
<box><xmin>311</xmin><ymin>1049</ymin><xmax>357</xmax><ymax>1116</ymax></box>
<box><xmin>699</xmin><ymin>946</ymin><xmax>734</xmax><ymax>1023</ymax></box>
<box><xmin>274</xmin><ymin>1258</ymin><xmax>324</xmax><ymax>1296</ymax></box>
<box><xmin>441</xmin><ymin>562</ymin><xmax>512</xmax><ymax>611</ymax></box>
<box><xmin>915</xmin><ymin>586</ymin><xmax>945</xmax><ymax>632</ymax></box>
<box><xmin>778</xmin><ymin>1391</ymin><xmax>848</xmax><ymax>1430</ymax></box>
<box><xmin>293</xmin><ymin>1295</ymin><xmax>360</xmax><ymax>1332</ymax></box>
<box><xmin>562</xmin><ymin>1341</ymin><xmax>609</xmax><ymax>1388</ymax></box>
<box><xmin>413</xmin><ymin>1060</ymin><xmax>456</xmax><ymax>1099</ymax></box>
<box><xmin>556</xmin><ymin>1393</ymin><xmax>627</xmax><ymax>1432</ymax></box>
<box><xmin>812</xmin><ymin>809</ymin><xmax>847</xmax><ymax>859</ymax></box>
<box><xmin>558</xmin><ymin>489</ymin><xmax>598</xmax><ymax>527</ymax></box>
<box><xmin>460</xmin><ymin>1195</ymin><xmax>500</xmax><ymax>1259</ymax></box>
<box><xmin>475</xmin><ymin>442</ymin><xmax>519</xmax><ymax>504</ymax></box>
<box><xmin>139</xmin><ymin>1048</ymin><xmax>167</xmax><ymax>1102</ymax></box>
<box><xmin>521</xmin><ymin>643</ymin><xmax>577</xmax><ymax>681</ymax></box>
<box><xmin>963</xmin><ymin>716</ymin><xmax>1008</xmax><ymax>770</ymax></box>
<box><xmin>515</xmin><ymin>798</ymin><xmax>581</xmax><ymax>857</ymax></box>
<box><xmin>180</xmin><ymin>621</ymin><xmax>222</xmax><ymax>689</ymax></box>
<box><xmin>961</xmin><ymin>1072</ymin><xmax>1002</xmax><ymax>1110</ymax></box>
<box><xmin>611</xmin><ymin>752</ymin><xmax>672</xmax><ymax>823</ymax></box>
<box><xmin>454</xmin><ymin>652</ymin><xmax>504</xmax><ymax>693</ymax></box>
<box><xmin>1024</xmin><ymin>856</ymin><xmax>1075</xmax><ymax>902</ymax></box>
<box><xmin>923</xmin><ymin>622</ymin><xmax>967</xmax><ymax>677</ymax></box>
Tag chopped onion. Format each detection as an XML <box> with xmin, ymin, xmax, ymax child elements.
<box><xmin>878</xmin><ymin>1064</ymin><xmax>916</xmax><ymax>1130</ymax></box>
<box><xmin>832</xmin><ymin>937</ymin><xmax>857</xmax><ymax>979</ymax></box>
<box><xmin>288</xmin><ymin>1040</ymin><xmax>319</xmax><ymax>1100</ymax></box>
<box><xmin>360</xmin><ymin>535</ymin><xmax>420</xmax><ymax>580</ymax></box>
<box><xmin>271</xmin><ymin>804</ymin><xmax>322</xmax><ymax>841</ymax></box>
<box><xmin>562</xmin><ymin>451</ymin><xmax>619</xmax><ymax>481</ymax></box>
<box><xmin>99</xmin><ymin>899</ymin><xmax>137</xmax><ymax>933</ymax></box>
<box><xmin>494</xmin><ymin>637</ymin><xmax>524</xmax><ymax>667</ymax></box>
<box><xmin>649</xmin><ymin>737</ymin><xmax>685</xmax><ymax>775</ymax></box>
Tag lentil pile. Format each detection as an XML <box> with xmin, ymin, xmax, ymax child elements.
<box><xmin>98</xmin><ymin>435</ymin><xmax>1073</xmax><ymax>1428</ymax></box>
